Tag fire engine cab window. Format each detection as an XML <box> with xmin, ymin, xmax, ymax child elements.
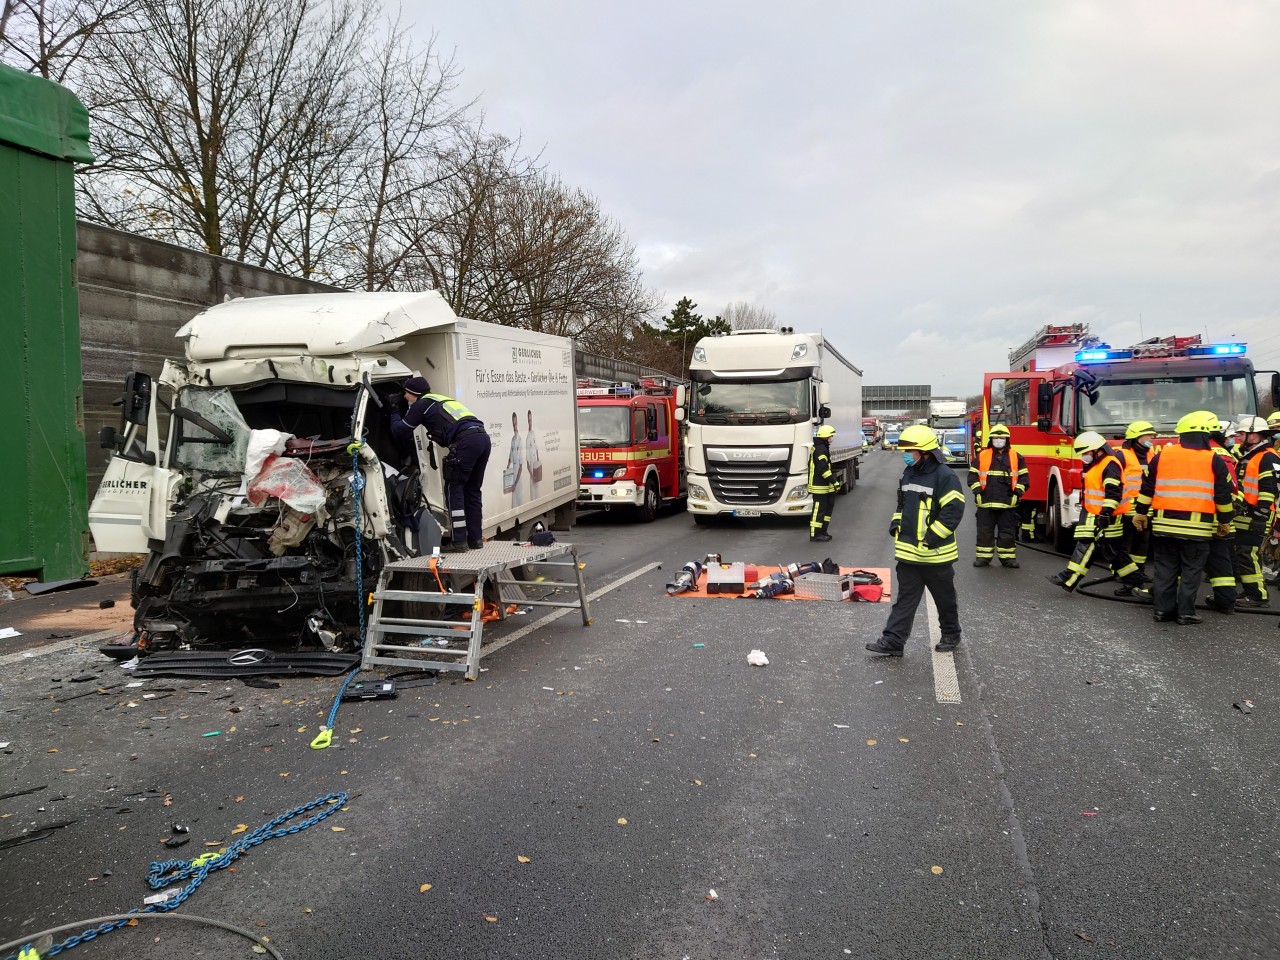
<box><xmin>1079</xmin><ymin>375</ymin><xmax>1253</xmax><ymax>433</ymax></box>
<box><xmin>632</xmin><ymin>409</ymin><xmax>646</xmax><ymax>442</ymax></box>
<box><xmin>987</xmin><ymin>378</ymin><xmax>1032</xmax><ymax>425</ymax></box>
<box><xmin>578</xmin><ymin>406</ymin><xmax>631</xmax><ymax>446</ymax></box>
<box><xmin>689</xmin><ymin>379</ymin><xmax>809</xmax><ymax>424</ymax></box>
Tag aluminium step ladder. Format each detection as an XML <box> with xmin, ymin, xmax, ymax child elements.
<box><xmin>361</xmin><ymin>541</ymin><xmax>592</xmax><ymax>679</ymax></box>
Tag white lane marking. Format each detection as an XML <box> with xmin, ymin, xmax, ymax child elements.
<box><xmin>925</xmin><ymin>591</ymin><xmax>962</xmax><ymax>703</ymax></box>
<box><xmin>480</xmin><ymin>561</ymin><xmax>662</xmax><ymax>658</ymax></box>
<box><xmin>0</xmin><ymin>628</ymin><xmax>132</xmax><ymax>667</ymax></box>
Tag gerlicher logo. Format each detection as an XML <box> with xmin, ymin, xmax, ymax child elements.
<box><xmin>512</xmin><ymin>347</ymin><xmax>543</xmax><ymax>363</ymax></box>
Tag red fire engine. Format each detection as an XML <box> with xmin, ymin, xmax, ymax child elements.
<box><xmin>980</xmin><ymin>333</ymin><xmax>1279</xmax><ymax>550</ymax></box>
<box><xmin>577</xmin><ymin>377</ymin><xmax>688</xmax><ymax>522</ymax></box>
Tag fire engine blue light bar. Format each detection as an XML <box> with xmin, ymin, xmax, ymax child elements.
<box><xmin>1186</xmin><ymin>343</ymin><xmax>1246</xmax><ymax>357</ymax></box>
<box><xmin>1075</xmin><ymin>348</ymin><xmax>1133</xmax><ymax>363</ymax></box>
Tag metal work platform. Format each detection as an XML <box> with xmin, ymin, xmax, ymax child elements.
<box><xmin>361</xmin><ymin>541</ymin><xmax>592</xmax><ymax>679</ymax></box>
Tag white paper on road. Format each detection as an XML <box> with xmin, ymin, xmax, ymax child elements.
<box><xmin>0</xmin><ymin>627</ymin><xmax>20</xmax><ymax>639</ymax></box>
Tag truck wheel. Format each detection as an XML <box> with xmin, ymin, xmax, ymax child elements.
<box><xmin>838</xmin><ymin>463</ymin><xmax>855</xmax><ymax>494</ymax></box>
<box><xmin>636</xmin><ymin>477</ymin><xmax>661</xmax><ymax>523</ymax></box>
<box><xmin>1045</xmin><ymin>484</ymin><xmax>1073</xmax><ymax>554</ymax></box>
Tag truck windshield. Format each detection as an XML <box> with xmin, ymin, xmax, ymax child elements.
<box><xmin>1079</xmin><ymin>375</ymin><xmax>1256</xmax><ymax>433</ymax></box>
<box><xmin>689</xmin><ymin>379</ymin><xmax>809</xmax><ymax>425</ymax></box>
<box><xmin>578</xmin><ymin>405</ymin><xmax>631</xmax><ymax>446</ymax></box>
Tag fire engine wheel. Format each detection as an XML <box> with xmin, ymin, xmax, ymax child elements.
<box><xmin>636</xmin><ymin>476</ymin><xmax>661</xmax><ymax>523</ymax></box>
<box><xmin>1045</xmin><ymin>484</ymin><xmax>1074</xmax><ymax>554</ymax></box>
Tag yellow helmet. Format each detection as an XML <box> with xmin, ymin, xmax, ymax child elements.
<box><xmin>897</xmin><ymin>424</ymin><xmax>939</xmax><ymax>451</ymax></box>
<box><xmin>986</xmin><ymin>424</ymin><xmax>1011</xmax><ymax>439</ymax></box>
<box><xmin>815</xmin><ymin>425</ymin><xmax>835</xmax><ymax>439</ymax></box>
<box><xmin>1174</xmin><ymin>410</ymin><xmax>1218</xmax><ymax>434</ymax></box>
<box><xmin>1073</xmin><ymin>431</ymin><xmax>1109</xmax><ymax>455</ymax></box>
<box><xmin>1124</xmin><ymin>420</ymin><xmax>1157</xmax><ymax>440</ymax></box>
<box><xmin>1268</xmin><ymin>410</ymin><xmax>1280</xmax><ymax>426</ymax></box>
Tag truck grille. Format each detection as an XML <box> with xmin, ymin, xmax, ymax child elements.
<box><xmin>705</xmin><ymin>446</ymin><xmax>791</xmax><ymax>505</ymax></box>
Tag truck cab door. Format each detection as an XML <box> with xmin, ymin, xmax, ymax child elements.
<box><xmin>88</xmin><ymin>372</ymin><xmax>170</xmax><ymax>553</ymax></box>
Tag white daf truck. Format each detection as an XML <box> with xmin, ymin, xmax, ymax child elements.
<box><xmin>682</xmin><ymin>328</ymin><xmax>863</xmax><ymax>523</ymax></box>
<box><xmin>88</xmin><ymin>291</ymin><xmax>579</xmax><ymax>651</ymax></box>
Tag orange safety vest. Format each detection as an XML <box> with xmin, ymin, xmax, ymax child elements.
<box><xmin>1150</xmin><ymin>445</ymin><xmax>1218</xmax><ymax>515</ymax></box>
<box><xmin>976</xmin><ymin>447</ymin><xmax>1022</xmax><ymax>489</ymax></box>
<box><xmin>1240</xmin><ymin>451</ymin><xmax>1269</xmax><ymax>506</ymax></box>
<box><xmin>1117</xmin><ymin>446</ymin><xmax>1143</xmax><ymax>505</ymax></box>
<box><xmin>1081</xmin><ymin>455</ymin><xmax>1131</xmax><ymax>516</ymax></box>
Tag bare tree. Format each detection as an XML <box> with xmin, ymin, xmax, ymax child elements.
<box><xmin>721</xmin><ymin>300</ymin><xmax>777</xmax><ymax>331</ymax></box>
<box><xmin>1</xmin><ymin>0</ymin><xmax>139</xmax><ymax>81</ymax></box>
<box><xmin>72</xmin><ymin>0</ymin><xmax>376</xmax><ymax>273</ymax></box>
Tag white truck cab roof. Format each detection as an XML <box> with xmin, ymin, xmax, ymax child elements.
<box><xmin>178</xmin><ymin>290</ymin><xmax>461</xmax><ymax>361</ymax></box>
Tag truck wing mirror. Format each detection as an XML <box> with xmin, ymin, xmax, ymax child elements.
<box><xmin>675</xmin><ymin>385</ymin><xmax>686</xmax><ymax>407</ymax></box>
<box><xmin>1035</xmin><ymin>382</ymin><xmax>1053</xmax><ymax>417</ymax></box>
<box><xmin>673</xmin><ymin>407</ymin><xmax>685</xmax><ymax>422</ymax></box>
<box><xmin>122</xmin><ymin>372</ymin><xmax>153</xmax><ymax>426</ymax></box>
<box><xmin>817</xmin><ymin>383</ymin><xmax>831</xmax><ymax>405</ymax></box>
<box><xmin>819</xmin><ymin>404</ymin><xmax>832</xmax><ymax>419</ymax></box>
<box><xmin>1036</xmin><ymin>416</ymin><xmax>1050</xmax><ymax>432</ymax></box>
<box><xmin>99</xmin><ymin>425</ymin><xmax>117</xmax><ymax>449</ymax></box>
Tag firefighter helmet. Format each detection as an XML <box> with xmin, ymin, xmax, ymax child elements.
<box><xmin>1174</xmin><ymin>410</ymin><xmax>1218</xmax><ymax>434</ymax></box>
<box><xmin>1235</xmin><ymin>415</ymin><xmax>1271</xmax><ymax>436</ymax></box>
<box><xmin>1124</xmin><ymin>420</ymin><xmax>1157</xmax><ymax>440</ymax></box>
<box><xmin>986</xmin><ymin>424</ymin><xmax>1011</xmax><ymax>439</ymax></box>
<box><xmin>815</xmin><ymin>425</ymin><xmax>835</xmax><ymax>439</ymax></box>
<box><xmin>1267</xmin><ymin>410</ymin><xmax>1280</xmax><ymax>427</ymax></box>
<box><xmin>897</xmin><ymin>424</ymin><xmax>939</xmax><ymax>451</ymax></box>
<box><xmin>1218</xmin><ymin>419</ymin><xmax>1235</xmax><ymax>434</ymax></box>
<box><xmin>1073</xmin><ymin>431</ymin><xmax>1108</xmax><ymax>455</ymax></box>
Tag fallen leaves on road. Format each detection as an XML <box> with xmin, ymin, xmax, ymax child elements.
<box><xmin>866</xmin><ymin>739</ymin><xmax>877</xmax><ymax>746</ymax></box>
<box><xmin>1075</xmin><ymin>932</ymin><xmax>1094</xmax><ymax>943</ymax></box>
<box><xmin>484</xmin><ymin>915</ymin><xmax>498</xmax><ymax>923</ymax></box>
<box><xmin>230</xmin><ymin>824</ymin><xmax>249</xmax><ymax>835</ymax></box>
<box><xmin>234</xmin><ymin>796</ymin><xmax>244</xmax><ymax>803</ymax></box>
<box><xmin>517</xmin><ymin>855</ymin><xmax>531</xmax><ymax>863</ymax></box>
<box><xmin>331</xmin><ymin>826</ymin><xmax>345</xmax><ymax>832</ymax></box>
<box><xmin>616</xmin><ymin>817</ymin><xmax>628</xmax><ymax>826</ymax></box>
<box><xmin>930</xmin><ymin>865</ymin><xmax>944</xmax><ymax>875</ymax></box>
<box><xmin>419</xmin><ymin>883</ymin><xmax>432</xmax><ymax>893</ymax></box>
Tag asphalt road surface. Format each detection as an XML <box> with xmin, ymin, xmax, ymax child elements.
<box><xmin>2</xmin><ymin>451</ymin><xmax>1278</xmax><ymax>959</ymax></box>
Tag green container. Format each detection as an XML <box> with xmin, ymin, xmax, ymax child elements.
<box><xmin>0</xmin><ymin>65</ymin><xmax>94</xmax><ymax>578</ymax></box>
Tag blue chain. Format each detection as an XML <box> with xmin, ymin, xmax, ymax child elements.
<box><xmin>350</xmin><ymin>444</ymin><xmax>367</xmax><ymax>646</ymax></box>
<box><xmin>7</xmin><ymin>792</ymin><xmax>348</xmax><ymax>960</ymax></box>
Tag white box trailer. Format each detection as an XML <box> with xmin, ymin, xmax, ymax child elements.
<box><xmin>682</xmin><ymin>329</ymin><xmax>864</xmax><ymax>521</ymax></box>
<box><xmin>88</xmin><ymin>291</ymin><xmax>579</xmax><ymax>651</ymax></box>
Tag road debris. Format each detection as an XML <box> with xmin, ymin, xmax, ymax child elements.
<box><xmin>747</xmin><ymin>650</ymin><xmax>769</xmax><ymax>667</ymax></box>
<box><xmin>1234</xmin><ymin>699</ymin><xmax>1254</xmax><ymax>715</ymax></box>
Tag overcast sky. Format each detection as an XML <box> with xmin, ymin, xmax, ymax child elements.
<box><xmin>411</xmin><ymin>0</ymin><xmax>1280</xmax><ymax>395</ymax></box>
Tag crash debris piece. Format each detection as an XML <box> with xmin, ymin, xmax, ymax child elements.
<box><xmin>747</xmin><ymin>650</ymin><xmax>769</xmax><ymax>667</ymax></box>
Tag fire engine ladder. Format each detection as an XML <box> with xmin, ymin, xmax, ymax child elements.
<box><xmin>361</xmin><ymin>541</ymin><xmax>592</xmax><ymax>679</ymax></box>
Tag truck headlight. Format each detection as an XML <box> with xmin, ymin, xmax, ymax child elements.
<box><xmin>689</xmin><ymin>483</ymin><xmax>709</xmax><ymax>500</ymax></box>
<box><xmin>613</xmin><ymin>467</ymin><xmax>627</xmax><ymax>478</ymax></box>
<box><xmin>786</xmin><ymin>485</ymin><xmax>809</xmax><ymax>501</ymax></box>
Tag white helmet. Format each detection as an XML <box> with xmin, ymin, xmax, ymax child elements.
<box><xmin>1236</xmin><ymin>415</ymin><xmax>1271</xmax><ymax>435</ymax></box>
<box><xmin>1218</xmin><ymin>419</ymin><xmax>1234</xmax><ymax>434</ymax></box>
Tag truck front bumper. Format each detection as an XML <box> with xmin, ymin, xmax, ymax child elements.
<box><xmin>578</xmin><ymin>480</ymin><xmax>642</xmax><ymax>508</ymax></box>
<box><xmin>685</xmin><ymin>475</ymin><xmax>812</xmax><ymax>518</ymax></box>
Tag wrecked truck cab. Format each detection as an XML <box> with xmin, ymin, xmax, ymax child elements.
<box><xmin>89</xmin><ymin>291</ymin><xmax>580</xmax><ymax>653</ymax></box>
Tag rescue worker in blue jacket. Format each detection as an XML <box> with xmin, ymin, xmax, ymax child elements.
<box><xmin>866</xmin><ymin>424</ymin><xmax>966</xmax><ymax>656</ymax></box>
<box><xmin>808</xmin><ymin>424</ymin><xmax>841</xmax><ymax>542</ymax></box>
<box><xmin>389</xmin><ymin>376</ymin><xmax>491</xmax><ymax>552</ymax></box>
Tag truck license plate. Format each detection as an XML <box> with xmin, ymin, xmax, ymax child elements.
<box><xmin>733</xmin><ymin>509</ymin><xmax>761</xmax><ymax>518</ymax></box>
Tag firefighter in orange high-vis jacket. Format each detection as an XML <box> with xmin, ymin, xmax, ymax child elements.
<box><xmin>1115</xmin><ymin>420</ymin><xmax>1158</xmax><ymax>592</ymax></box>
<box><xmin>1231</xmin><ymin>416</ymin><xmax>1279</xmax><ymax>607</ymax></box>
<box><xmin>968</xmin><ymin>424</ymin><xmax>1028</xmax><ymax>568</ymax></box>
<box><xmin>1049</xmin><ymin>432</ymin><xmax>1148</xmax><ymax>596</ymax></box>
<box><xmin>1133</xmin><ymin>411</ymin><xmax>1236</xmax><ymax>625</ymax></box>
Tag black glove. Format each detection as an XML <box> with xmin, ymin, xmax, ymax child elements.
<box><xmin>889</xmin><ymin>521</ymin><xmax>900</xmax><ymax>538</ymax></box>
<box><xmin>922</xmin><ymin>534</ymin><xmax>941</xmax><ymax>549</ymax></box>
<box><xmin>1096</xmin><ymin>514</ymin><xmax>1113</xmax><ymax>530</ymax></box>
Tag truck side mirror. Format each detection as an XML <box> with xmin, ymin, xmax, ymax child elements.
<box><xmin>122</xmin><ymin>372</ymin><xmax>153</xmax><ymax>426</ymax></box>
<box><xmin>673</xmin><ymin>407</ymin><xmax>685</xmax><ymax>422</ymax></box>
<box><xmin>1036</xmin><ymin>382</ymin><xmax>1053</xmax><ymax>417</ymax></box>
<box><xmin>817</xmin><ymin>383</ymin><xmax>831</xmax><ymax>405</ymax></box>
<box><xmin>1037</xmin><ymin>416</ymin><xmax>1050</xmax><ymax>432</ymax></box>
<box><xmin>819</xmin><ymin>405</ymin><xmax>832</xmax><ymax>419</ymax></box>
<box><xmin>99</xmin><ymin>425</ymin><xmax>117</xmax><ymax>449</ymax></box>
<box><xmin>675</xmin><ymin>385</ymin><xmax>686</xmax><ymax>407</ymax></box>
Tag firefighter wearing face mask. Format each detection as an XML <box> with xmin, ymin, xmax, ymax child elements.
<box><xmin>1231</xmin><ymin>416</ymin><xmax>1279</xmax><ymax>607</ymax></box>
<box><xmin>865</xmin><ymin>425</ymin><xmax>966</xmax><ymax>657</ymax></box>
<box><xmin>1114</xmin><ymin>420</ymin><xmax>1157</xmax><ymax>591</ymax></box>
<box><xmin>967</xmin><ymin>425</ymin><xmax>1028</xmax><ymax>568</ymax></box>
<box><xmin>1049</xmin><ymin>432</ymin><xmax>1147</xmax><ymax>594</ymax></box>
<box><xmin>808</xmin><ymin>424</ymin><xmax>841</xmax><ymax>543</ymax></box>
<box><xmin>1200</xmin><ymin>418</ymin><xmax>1244</xmax><ymax>613</ymax></box>
<box><xmin>1133</xmin><ymin>410</ymin><xmax>1236</xmax><ymax>624</ymax></box>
